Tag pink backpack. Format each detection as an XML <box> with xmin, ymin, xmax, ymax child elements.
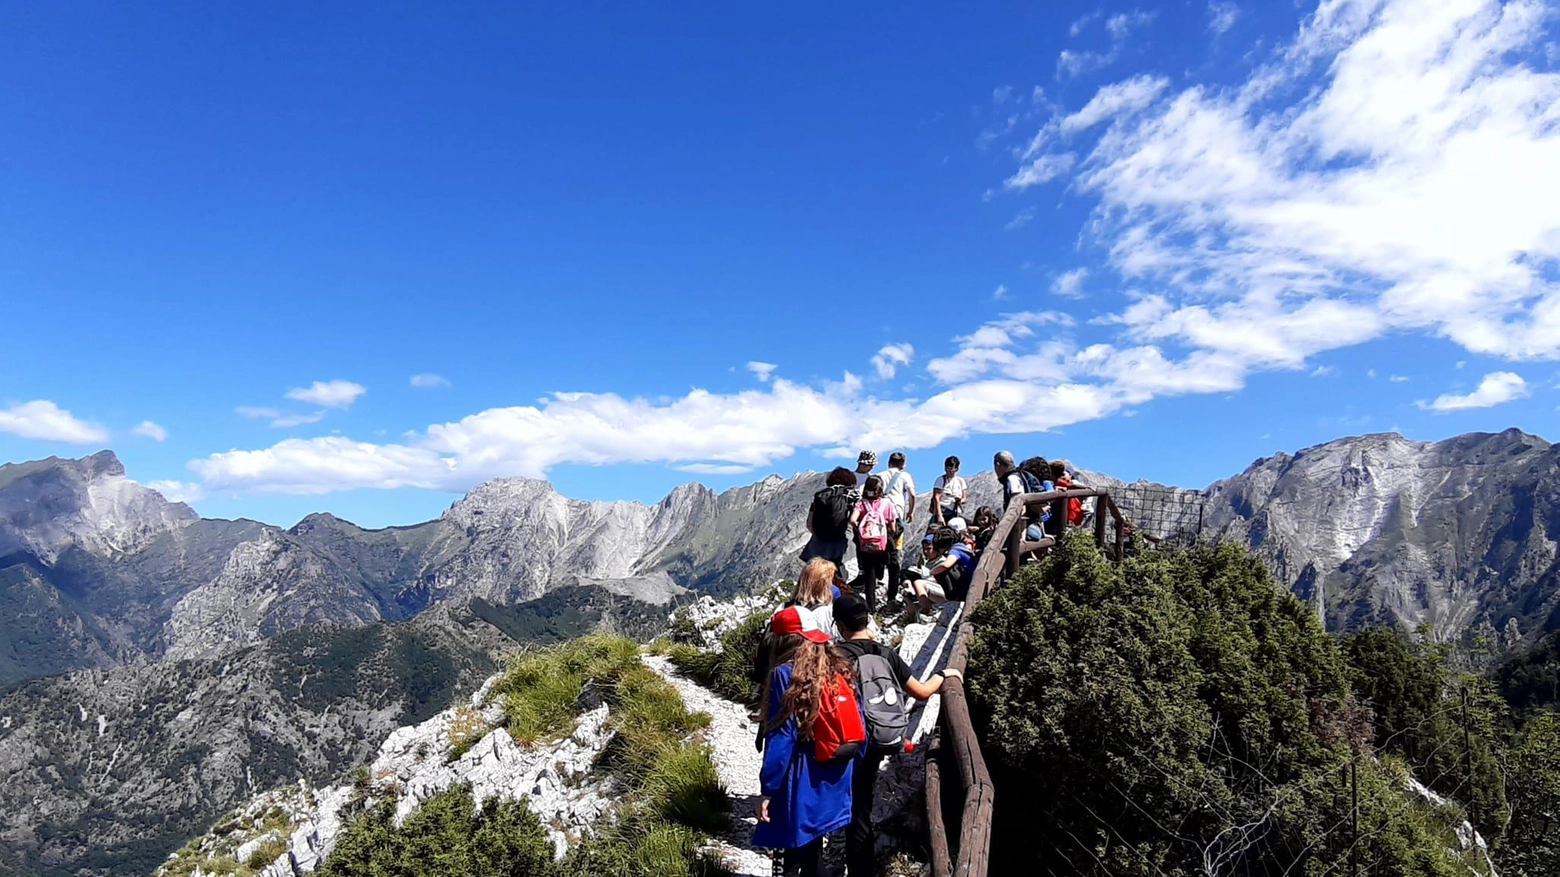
<box><xmin>857</xmin><ymin>499</ymin><xmax>890</xmax><ymax>554</ymax></box>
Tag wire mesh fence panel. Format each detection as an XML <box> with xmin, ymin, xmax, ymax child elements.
<box><xmin>1106</xmin><ymin>483</ymin><xmax>1208</xmax><ymax>551</ymax></box>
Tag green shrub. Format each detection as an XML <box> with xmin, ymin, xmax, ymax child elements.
<box><xmin>315</xmin><ymin>785</ymin><xmax>555</xmax><ymax>877</ymax></box>
<box><xmin>1503</xmin><ymin>709</ymin><xmax>1560</xmax><ymax>876</ymax></box>
<box><xmin>560</xmin><ymin>817</ymin><xmax>732</xmax><ymax>877</ymax></box>
<box><xmin>967</xmin><ymin>532</ymin><xmax>1490</xmax><ymax>876</ymax></box>
<box><xmin>667</xmin><ymin>608</ymin><xmax>703</xmax><ymax>647</ymax></box>
<box><xmin>244</xmin><ymin>834</ymin><xmax>288</xmax><ymax>870</ymax></box>
<box><xmin>1343</xmin><ymin>626</ymin><xmax>1509</xmax><ymax>836</ymax></box>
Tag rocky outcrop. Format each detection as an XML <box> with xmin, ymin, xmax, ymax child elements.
<box><xmin>179</xmin><ymin>677</ymin><xmax>621</xmax><ymax>877</ymax></box>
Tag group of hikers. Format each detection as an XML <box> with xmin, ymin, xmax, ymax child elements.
<box><xmin>797</xmin><ymin>448</ymin><xmax>1086</xmax><ymax>622</ymax></box>
<box><xmin>753</xmin><ymin>449</ymin><xmax>1085</xmax><ymax>876</ymax></box>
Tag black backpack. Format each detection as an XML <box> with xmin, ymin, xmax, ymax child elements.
<box><xmin>810</xmin><ymin>485</ymin><xmax>856</xmax><ymax>540</ymax></box>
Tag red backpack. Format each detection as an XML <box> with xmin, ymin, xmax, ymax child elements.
<box><xmin>810</xmin><ymin>673</ymin><xmax>867</xmax><ymax>763</ymax></box>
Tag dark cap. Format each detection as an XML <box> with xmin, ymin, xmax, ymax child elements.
<box><xmin>833</xmin><ymin>592</ymin><xmax>870</xmax><ymax>632</ymax></box>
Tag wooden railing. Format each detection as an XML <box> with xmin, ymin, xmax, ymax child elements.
<box><xmin>926</xmin><ymin>487</ymin><xmax>1125</xmax><ymax>877</ymax></box>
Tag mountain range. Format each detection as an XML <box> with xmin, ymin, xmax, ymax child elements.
<box><xmin>1</xmin><ymin>429</ymin><xmax>1557</xmax><ymax>876</ymax></box>
<box><xmin>4</xmin><ymin>430</ymin><xmax>1559</xmax><ymax>692</ymax></box>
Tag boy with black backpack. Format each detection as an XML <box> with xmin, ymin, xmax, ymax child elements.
<box><xmin>831</xmin><ymin>593</ymin><xmax>960</xmax><ymax>877</ymax></box>
<box><xmin>801</xmin><ymin>467</ymin><xmax>860</xmax><ymax>565</ymax></box>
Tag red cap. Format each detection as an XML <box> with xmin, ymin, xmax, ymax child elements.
<box><xmin>769</xmin><ymin>606</ymin><xmax>833</xmax><ymax>643</ymax></box>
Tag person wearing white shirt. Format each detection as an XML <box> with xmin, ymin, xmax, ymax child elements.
<box><xmin>880</xmin><ymin>453</ymin><xmax>917</xmax><ymax>599</ymax></box>
<box><xmin>932</xmin><ymin>456</ymin><xmax>967</xmax><ymax>526</ymax></box>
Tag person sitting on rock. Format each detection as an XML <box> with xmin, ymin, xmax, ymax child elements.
<box><xmin>969</xmin><ymin>505</ymin><xmax>999</xmax><ymax>554</ymax></box>
<box><xmin>754</xmin><ymin>608</ymin><xmax>859</xmax><ymax>877</ymax></box>
<box><xmin>899</xmin><ymin>528</ymin><xmax>976</xmax><ymax>619</ymax></box>
<box><xmin>830</xmin><ymin>592</ymin><xmax>959</xmax><ymax>877</ymax></box>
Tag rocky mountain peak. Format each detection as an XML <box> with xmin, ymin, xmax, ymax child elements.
<box><xmin>0</xmin><ymin>451</ymin><xmax>196</xmax><ymax>562</ymax></box>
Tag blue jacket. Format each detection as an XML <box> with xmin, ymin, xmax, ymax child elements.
<box><xmin>752</xmin><ymin>663</ymin><xmax>856</xmax><ymax>850</ymax></box>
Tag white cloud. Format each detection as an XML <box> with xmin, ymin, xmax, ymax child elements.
<box><xmin>1105</xmin><ymin>10</ymin><xmax>1155</xmax><ymax>41</ymax></box>
<box><xmin>1052</xmin><ymin>268</ymin><xmax>1089</xmax><ymax>298</ymax></box>
<box><xmin>746</xmin><ymin>361</ymin><xmax>779</xmax><ymax>382</ymax></box>
<box><xmin>871</xmin><ymin>344</ymin><xmax>915</xmax><ymax>380</ymax></box>
<box><xmin>1056</xmin><ymin>49</ymin><xmax>1112</xmax><ymax>79</ymax></box>
<box><xmin>409</xmin><ymin>373</ymin><xmax>451</xmax><ymax>388</ymax></box>
<box><xmin>285</xmin><ymin>380</ymin><xmax>366</xmax><ymax>409</ymax></box>
<box><xmin>992</xmin><ymin>283</ymin><xmax>1010</xmax><ymax>300</ymax></box>
<box><xmin>676</xmin><ymin>463</ymin><xmax>757</xmax><ymax>476</ymax></box>
<box><xmin>992</xmin><ymin>85</ymin><xmax>1014</xmax><ymax>104</ymax></box>
<box><xmin>271</xmin><ymin>411</ymin><xmax>329</xmax><ymax>428</ymax></box>
<box><xmin>132</xmin><ymin>421</ymin><xmax>168</xmax><ymax>442</ymax></box>
<box><xmin>145</xmin><ymin>479</ymin><xmax>204</xmax><ymax>504</ymax></box>
<box><xmin>238</xmin><ymin>406</ymin><xmax>327</xmax><ymax>429</ymax></box>
<box><xmin>1311</xmin><ymin>365</ymin><xmax>1337</xmax><ymax>377</ymax></box>
<box><xmin>1006</xmin><ymin>153</ymin><xmax>1076</xmax><ymax>190</ymax></box>
<box><xmin>0</xmin><ymin>400</ymin><xmax>109</xmax><ymax>444</ymax></box>
<box><xmin>1389</xmin><ymin>374</ymin><xmax>1410</xmax><ymax>383</ymax></box>
<box><xmin>1059</xmin><ymin>10</ymin><xmax>1155</xmax><ymax>78</ymax></box>
<box><xmin>1005</xmin><ymin>207</ymin><xmax>1037</xmax><ymax>231</ymax></box>
<box><xmin>1061</xmin><ymin>75</ymin><xmax>1169</xmax><ymax>133</ymax></box>
<box><xmin>1070</xmin><ymin>11</ymin><xmax>1101</xmax><ymax>37</ymax></box>
<box><xmin>1420</xmin><ymin>371</ymin><xmax>1530</xmax><ymax>411</ymax></box>
<box><xmin>181</xmin><ymin>0</ymin><xmax>1560</xmax><ymax>498</ymax></box>
<box><xmin>1010</xmin><ymin>0</ymin><xmax>1560</xmax><ymax>391</ymax></box>
<box><xmin>1208</xmin><ymin>1</ymin><xmax>1240</xmax><ymax>36</ymax></box>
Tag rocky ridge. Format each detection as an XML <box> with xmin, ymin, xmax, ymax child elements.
<box><xmin>157</xmin><ymin>591</ymin><xmax>957</xmax><ymax>877</ymax></box>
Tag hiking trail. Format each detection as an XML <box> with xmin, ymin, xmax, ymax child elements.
<box><xmin>643</xmin><ymin>654</ymin><xmax>773</xmax><ymax>877</ymax></box>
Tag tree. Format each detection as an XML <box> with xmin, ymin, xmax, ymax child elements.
<box><xmin>967</xmin><ymin>533</ymin><xmax>1490</xmax><ymax>876</ymax></box>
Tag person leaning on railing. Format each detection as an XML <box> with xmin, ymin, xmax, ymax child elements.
<box><xmin>993</xmin><ymin>450</ymin><xmax>1050</xmax><ymax>542</ymax></box>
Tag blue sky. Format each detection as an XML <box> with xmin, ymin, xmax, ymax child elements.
<box><xmin>2</xmin><ymin>0</ymin><xmax>1558</xmax><ymax>528</ymax></box>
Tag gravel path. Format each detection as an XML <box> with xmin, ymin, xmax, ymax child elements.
<box><xmin>642</xmin><ymin>655</ymin><xmax>773</xmax><ymax>877</ymax></box>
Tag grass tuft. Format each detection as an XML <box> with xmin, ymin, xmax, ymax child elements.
<box><xmin>643</xmin><ymin>744</ymin><xmax>730</xmax><ymax>834</ymax></box>
<box><xmin>446</xmin><ymin>705</ymin><xmax>489</xmax><ymax>761</ymax></box>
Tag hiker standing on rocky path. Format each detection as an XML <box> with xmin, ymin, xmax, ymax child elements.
<box><xmin>878</xmin><ymin>453</ymin><xmax>916</xmax><ymax>611</ymax></box>
<box><xmin>802</xmin><ymin>467</ymin><xmax>859</xmax><ymax>566</ymax></box>
<box><xmin>849</xmin><ymin>475</ymin><xmax>900</xmax><ymax>615</ymax></box>
<box><xmin>930</xmin><ymin>456</ymin><xmax>966</xmax><ymax>528</ymax></box>
<box><xmin>831</xmin><ymin>593</ymin><xmax>959</xmax><ymax>877</ymax></box>
<box><xmin>754</xmin><ymin>609</ymin><xmax>862</xmax><ymax>877</ymax></box>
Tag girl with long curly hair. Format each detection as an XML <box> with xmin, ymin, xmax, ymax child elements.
<box><xmin>753</xmin><ymin>607</ymin><xmax>860</xmax><ymax>877</ymax></box>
